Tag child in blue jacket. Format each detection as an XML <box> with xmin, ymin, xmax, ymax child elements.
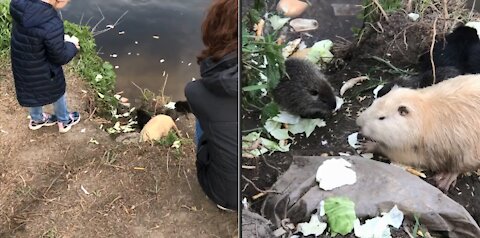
<box><xmin>10</xmin><ymin>0</ymin><xmax>80</xmax><ymax>133</ymax></box>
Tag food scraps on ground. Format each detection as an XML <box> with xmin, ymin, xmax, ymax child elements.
<box><xmin>316</xmin><ymin>158</ymin><xmax>357</xmax><ymax>190</ymax></box>
<box><xmin>289</xmin><ymin>18</ymin><xmax>319</xmax><ymax>32</ymax></box>
<box><xmin>340</xmin><ymin>76</ymin><xmax>369</xmax><ymax>96</ymax></box>
<box><xmin>276</xmin><ymin>0</ymin><xmax>309</xmax><ymax>17</ymax></box>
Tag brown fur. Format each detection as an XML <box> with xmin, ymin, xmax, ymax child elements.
<box><xmin>356</xmin><ymin>74</ymin><xmax>480</xmax><ymax>191</ymax></box>
<box><xmin>139</xmin><ymin>114</ymin><xmax>180</xmax><ymax>142</ymax></box>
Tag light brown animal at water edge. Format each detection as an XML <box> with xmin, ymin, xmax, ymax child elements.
<box><xmin>139</xmin><ymin>114</ymin><xmax>180</xmax><ymax>142</ymax></box>
<box><xmin>356</xmin><ymin>74</ymin><xmax>480</xmax><ymax>192</ymax></box>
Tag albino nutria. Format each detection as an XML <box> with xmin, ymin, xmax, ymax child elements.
<box><xmin>356</xmin><ymin>74</ymin><xmax>480</xmax><ymax>192</ymax></box>
<box><xmin>139</xmin><ymin>114</ymin><xmax>180</xmax><ymax>142</ymax></box>
<box><xmin>272</xmin><ymin>58</ymin><xmax>336</xmax><ymax>118</ymax></box>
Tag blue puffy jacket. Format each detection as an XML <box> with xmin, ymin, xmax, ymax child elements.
<box><xmin>10</xmin><ymin>0</ymin><xmax>78</xmax><ymax>107</ymax></box>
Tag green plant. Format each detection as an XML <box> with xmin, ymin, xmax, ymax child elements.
<box><xmin>241</xmin><ymin>4</ymin><xmax>286</xmax><ymax>121</ymax></box>
<box><xmin>64</xmin><ymin>21</ymin><xmax>118</xmax><ymax>117</ymax></box>
<box><xmin>41</xmin><ymin>228</ymin><xmax>58</xmax><ymax>238</ymax></box>
<box><xmin>0</xmin><ymin>0</ymin><xmax>12</xmax><ymax>56</ymax></box>
<box><xmin>156</xmin><ymin>131</ymin><xmax>180</xmax><ymax>147</ymax></box>
<box><xmin>361</xmin><ymin>0</ymin><xmax>403</xmax><ymax>23</ymax></box>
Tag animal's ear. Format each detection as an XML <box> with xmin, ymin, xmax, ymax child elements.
<box><xmin>398</xmin><ymin>105</ymin><xmax>409</xmax><ymax>116</ymax></box>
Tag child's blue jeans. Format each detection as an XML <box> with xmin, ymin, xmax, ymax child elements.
<box><xmin>29</xmin><ymin>94</ymin><xmax>69</xmax><ymax>123</ymax></box>
<box><xmin>195</xmin><ymin>120</ymin><xmax>204</xmax><ymax>146</ymax></box>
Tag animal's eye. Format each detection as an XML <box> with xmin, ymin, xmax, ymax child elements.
<box><xmin>379</xmin><ymin>116</ymin><xmax>385</xmax><ymax>120</ymax></box>
<box><xmin>398</xmin><ymin>106</ymin><xmax>409</xmax><ymax>116</ymax></box>
<box><xmin>309</xmin><ymin>90</ymin><xmax>319</xmax><ymax>96</ymax></box>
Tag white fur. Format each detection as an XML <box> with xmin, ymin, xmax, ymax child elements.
<box><xmin>140</xmin><ymin>114</ymin><xmax>179</xmax><ymax>142</ymax></box>
<box><xmin>357</xmin><ymin>74</ymin><xmax>480</xmax><ymax>172</ymax></box>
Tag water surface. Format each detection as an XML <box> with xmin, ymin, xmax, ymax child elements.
<box><xmin>62</xmin><ymin>0</ymin><xmax>210</xmax><ymax>101</ymax></box>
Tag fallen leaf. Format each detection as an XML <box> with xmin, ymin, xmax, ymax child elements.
<box><xmin>297</xmin><ymin>215</ymin><xmax>327</xmax><ymax>237</ymax></box>
<box><xmin>268</xmin><ymin>15</ymin><xmax>290</xmax><ymax>30</ymax></box>
<box><xmin>340</xmin><ymin>76</ymin><xmax>369</xmax><ymax>96</ymax></box>
<box><xmin>88</xmin><ymin>138</ymin><xmax>99</xmax><ymax>145</ymax></box>
<box><xmin>306</xmin><ymin>40</ymin><xmax>334</xmax><ymax>64</ymax></box>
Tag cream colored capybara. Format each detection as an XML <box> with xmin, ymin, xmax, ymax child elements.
<box><xmin>356</xmin><ymin>74</ymin><xmax>480</xmax><ymax>192</ymax></box>
<box><xmin>139</xmin><ymin>114</ymin><xmax>180</xmax><ymax>142</ymax></box>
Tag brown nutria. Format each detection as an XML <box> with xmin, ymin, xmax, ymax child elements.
<box><xmin>356</xmin><ymin>74</ymin><xmax>480</xmax><ymax>192</ymax></box>
<box><xmin>272</xmin><ymin>58</ymin><xmax>336</xmax><ymax>118</ymax></box>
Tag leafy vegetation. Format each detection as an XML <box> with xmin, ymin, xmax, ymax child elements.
<box><xmin>0</xmin><ymin>0</ymin><xmax>12</xmax><ymax>57</ymax></box>
<box><xmin>64</xmin><ymin>21</ymin><xmax>118</xmax><ymax>117</ymax></box>
<box><xmin>361</xmin><ymin>0</ymin><xmax>403</xmax><ymax>23</ymax></box>
<box><xmin>241</xmin><ymin>1</ymin><xmax>285</xmax><ymax>121</ymax></box>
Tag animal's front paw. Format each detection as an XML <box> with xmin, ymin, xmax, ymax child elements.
<box><xmin>358</xmin><ymin>140</ymin><xmax>378</xmax><ymax>153</ymax></box>
<box><xmin>433</xmin><ymin>172</ymin><xmax>459</xmax><ymax>193</ymax></box>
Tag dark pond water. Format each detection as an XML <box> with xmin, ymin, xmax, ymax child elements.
<box><xmin>62</xmin><ymin>0</ymin><xmax>210</xmax><ymax>101</ymax></box>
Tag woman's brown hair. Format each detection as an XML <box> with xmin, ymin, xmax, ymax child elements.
<box><xmin>197</xmin><ymin>0</ymin><xmax>238</xmax><ymax>63</ymax></box>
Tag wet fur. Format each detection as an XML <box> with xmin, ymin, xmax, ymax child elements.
<box><xmin>272</xmin><ymin>58</ymin><xmax>336</xmax><ymax>118</ymax></box>
<box><xmin>136</xmin><ymin>109</ymin><xmax>152</xmax><ymax>130</ymax></box>
<box><xmin>378</xmin><ymin>26</ymin><xmax>480</xmax><ymax>97</ymax></box>
<box><xmin>135</xmin><ymin>101</ymin><xmax>192</xmax><ymax>130</ymax></box>
<box><xmin>139</xmin><ymin>114</ymin><xmax>180</xmax><ymax>142</ymax></box>
<box><xmin>357</xmin><ymin>74</ymin><xmax>480</xmax><ymax>177</ymax></box>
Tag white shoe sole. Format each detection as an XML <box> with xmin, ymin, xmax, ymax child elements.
<box><xmin>58</xmin><ymin>114</ymin><xmax>81</xmax><ymax>133</ymax></box>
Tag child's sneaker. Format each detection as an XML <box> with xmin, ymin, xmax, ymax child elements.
<box><xmin>29</xmin><ymin>113</ymin><xmax>58</xmax><ymax>130</ymax></box>
<box><xmin>58</xmin><ymin>112</ymin><xmax>81</xmax><ymax>133</ymax></box>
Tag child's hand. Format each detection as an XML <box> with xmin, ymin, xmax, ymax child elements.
<box><xmin>64</xmin><ymin>34</ymin><xmax>72</xmax><ymax>42</ymax></box>
<box><xmin>65</xmin><ymin>35</ymin><xmax>80</xmax><ymax>50</ymax></box>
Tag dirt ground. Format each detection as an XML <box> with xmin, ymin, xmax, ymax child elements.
<box><xmin>241</xmin><ymin>5</ymin><xmax>480</xmax><ymax>237</ymax></box>
<box><xmin>0</xmin><ymin>62</ymin><xmax>237</xmax><ymax>237</ymax></box>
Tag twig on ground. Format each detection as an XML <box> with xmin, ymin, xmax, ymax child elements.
<box><xmin>108</xmin><ymin>195</ymin><xmax>122</xmax><ymax>207</ymax></box>
<box><xmin>166</xmin><ymin>148</ymin><xmax>170</xmax><ymax>175</ymax></box>
<box><xmin>43</xmin><ymin>171</ymin><xmax>64</xmax><ymax>197</ymax></box>
<box><xmin>183</xmin><ymin>169</ymin><xmax>192</xmax><ymax>191</ymax></box>
<box><xmin>18</xmin><ymin>174</ymin><xmax>26</xmax><ymax>187</ymax></box>
<box><xmin>88</xmin><ymin>107</ymin><xmax>97</xmax><ymax>121</ymax></box>
<box><xmin>261</xmin><ymin>155</ymin><xmax>282</xmax><ymax>174</ymax></box>
<box><xmin>406</xmin><ymin>0</ymin><xmax>413</xmax><ymax>12</ymax></box>
<box><xmin>469</xmin><ymin>0</ymin><xmax>477</xmax><ymax>20</ymax></box>
<box><xmin>442</xmin><ymin>0</ymin><xmax>448</xmax><ymax>32</ymax></box>
<box><xmin>242</xmin><ymin>175</ymin><xmax>280</xmax><ymax>194</ymax></box>
<box><xmin>430</xmin><ymin>17</ymin><xmax>438</xmax><ymax>84</ymax></box>
<box><xmin>370</xmin><ymin>56</ymin><xmax>412</xmax><ymax>75</ymax></box>
<box><xmin>372</xmin><ymin>0</ymin><xmax>389</xmax><ymax>21</ymax></box>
